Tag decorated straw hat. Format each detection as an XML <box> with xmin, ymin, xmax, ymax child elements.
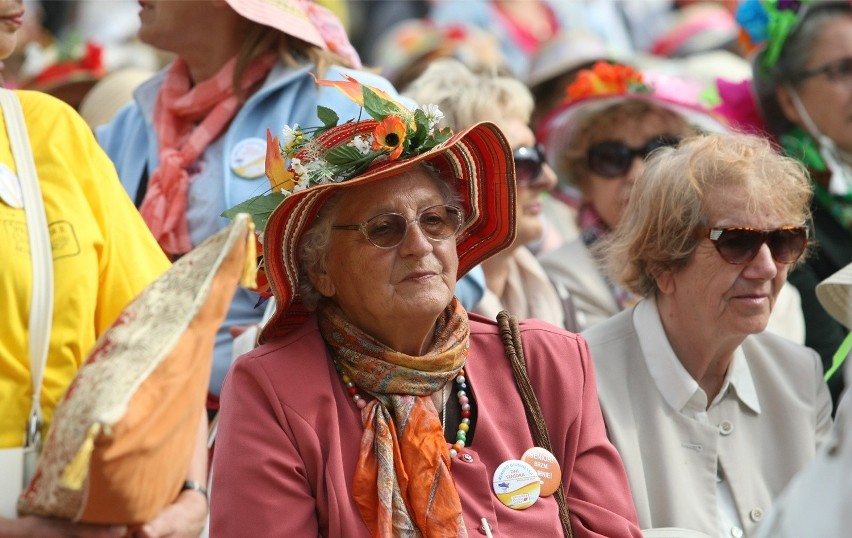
<box><xmin>224</xmin><ymin>76</ymin><xmax>516</xmax><ymax>343</ymax></box>
<box><xmin>537</xmin><ymin>61</ymin><xmax>728</xmax><ymax>173</ymax></box>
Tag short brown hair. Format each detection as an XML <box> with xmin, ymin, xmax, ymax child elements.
<box><xmin>599</xmin><ymin>132</ymin><xmax>813</xmax><ymax>297</ymax></box>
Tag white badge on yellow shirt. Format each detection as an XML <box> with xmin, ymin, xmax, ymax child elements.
<box><xmin>0</xmin><ymin>162</ymin><xmax>22</xmax><ymax>208</ymax></box>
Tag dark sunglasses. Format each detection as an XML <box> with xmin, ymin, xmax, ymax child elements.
<box><xmin>587</xmin><ymin>136</ymin><xmax>681</xmax><ymax>178</ymax></box>
<box><xmin>700</xmin><ymin>226</ymin><xmax>809</xmax><ymax>265</ymax></box>
<box><xmin>332</xmin><ymin>204</ymin><xmax>464</xmax><ymax>249</ymax></box>
<box><xmin>796</xmin><ymin>57</ymin><xmax>852</xmax><ymax>84</ymax></box>
<box><xmin>513</xmin><ymin>144</ymin><xmax>547</xmax><ymax>185</ymax></box>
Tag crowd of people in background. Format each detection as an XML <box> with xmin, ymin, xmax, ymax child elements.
<box><xmin>3</xmin><ymin>0</ymin><xmax>852</xmax><ymax>537</ymax></box>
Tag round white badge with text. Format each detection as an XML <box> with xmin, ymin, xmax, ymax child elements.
<box><xmin>492</xmin><ymin>459</ymin><xmax>541</xmax><ymax>510</ymax></box>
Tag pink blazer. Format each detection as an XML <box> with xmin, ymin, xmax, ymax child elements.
<box><xmin>211</xmin><ymin>313</ymin><xmax>642</xmax><ymax>537</ymax></box>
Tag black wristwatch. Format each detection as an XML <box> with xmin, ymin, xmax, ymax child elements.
<box><xmin>181</xmin><ymin>480</ymin><xmax>209</xmax><ymax>502</ymax></box>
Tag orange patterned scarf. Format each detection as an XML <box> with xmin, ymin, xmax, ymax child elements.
<box><xmin>140</xmin><ymin>52</ymin><xmax>276</xmax><ymax>257</ymax></box>
<box><xmin>317</xmin><ymin>298</ymin><xmax>469</xmax><ymax>537</ymax></box>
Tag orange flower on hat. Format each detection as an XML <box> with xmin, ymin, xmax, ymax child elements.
<box><xmin>565</xmin><ymin>61</ymin><xmax>649</xmax><ymax>102</ymax></box>
<box><xmin>265</xmin><ymin>129</ymin><xmax>295</xmax><ymax>192</ymax></box>
<box><xmin>372</xmin><ymin>115</ymin><xmax>407</xmax><ymax>160</ymax></box>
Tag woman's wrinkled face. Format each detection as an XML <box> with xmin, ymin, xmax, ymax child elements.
<box><xmin>582</xmin><ymin>109</ymin><xmax>685</xmax><ymax>229</ymax></box>
<box><xmin>658</xmin><ymin>186</ymin><xmax>791</xmax><ymax>339</ymax></box>
<box><xmin>788</xmin><ymin>15</ymin><xmax>852</xmax><ymax>154</ymax></box>
<box><xmin>0</xmin><ymin>0</ymin><xmax>23</xmax><ymax>60</ymax></box>
<box><xmin>499</xmin><ymin>116</ymin><xmax>557</xmax><ymax>246</ymax></box>
<box><xmin>309</xmin><ymin>168</ymin><xmax>459</xmax><ymax>339</ymax></box>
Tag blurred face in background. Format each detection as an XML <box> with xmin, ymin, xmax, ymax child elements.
<box><xmin>137</xmin><ymin>0</ymin><xmax>216</xmax><ymax>53</ymax></box>
<box><xmin>498</xmin><ymin>115</ymin><xmax>557</xmax><ymax>246</ymax></box>
<box><xmin>576</xmin><ymin>103</ymin><xmax>690</xmax><ymax>229</ymax></box>
<box><xmin>779</xmin><ymin>15</ymin><xmax>852</xmax><ymax>155</ymax></box>
<box><xmin>0</xmin><ymin>0</ymin><xmax>23</xmax><ymax>60</ymax></box>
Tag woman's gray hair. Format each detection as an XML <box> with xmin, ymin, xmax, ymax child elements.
<box><xmin>296</xmin><ymin>163</ymin><xmax>460</xmax><ymax>309</ymax></box>
<box><xmin>403</xmin><ymin>58</ymin><xmax>534</xmax><ymax>128</ymax></box>
<box><xmin>752</xmin><ymin>2</ymin><xmax>852</xmax><ymax>137</ymax></box>
<box><xmin>598</xmin><ymin>132</ymin><xmax>812</xmax><ymax>297</ymax></box>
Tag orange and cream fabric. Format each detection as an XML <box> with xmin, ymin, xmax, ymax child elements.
<box><xmin>17</xmin><ymin>214</ymin><xmax>253</xmax><ymax>524</ymax></box>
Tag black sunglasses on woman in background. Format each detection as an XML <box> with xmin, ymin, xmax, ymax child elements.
<box><xmin>587</xmin><ymin>136</ymin><xmax>681</xmax><ymax>178</ymax></box>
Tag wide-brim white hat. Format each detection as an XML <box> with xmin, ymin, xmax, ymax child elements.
<box><xmin>816</xmin><ymin>262</ymin><xmax>852</xmax><ymax>331</ymax></box>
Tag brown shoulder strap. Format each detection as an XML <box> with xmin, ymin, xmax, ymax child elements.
<box><xmin>497</xmin><ymin>310</ymin><xmax>573</xmax><ymax>538</ymax></box>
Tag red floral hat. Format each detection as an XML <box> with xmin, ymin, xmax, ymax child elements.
<box><xmin>225</xmin><ymin>76</ymin><xmax>517</xmax><ymax>343</ymax></box>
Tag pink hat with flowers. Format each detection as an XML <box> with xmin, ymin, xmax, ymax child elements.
<box><xmin>224</xmin><ymin>76</ymin><xmax>517</xmax><ymax>342</ymax></box>
<box><xmin>537</xmin><ymin>61</ymin><xmax>728</xmax><ymax>169</ymax></box>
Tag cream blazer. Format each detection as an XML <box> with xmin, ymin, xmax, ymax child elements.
<box><xmin>584</xmin><ymin>306</ymin><xmax>833</xmax><ymax>537</ymax></box>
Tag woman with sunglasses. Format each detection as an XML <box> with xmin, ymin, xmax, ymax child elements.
<box><xmin>210</xmin><ymin>77</ymin><xmax>643</xmax><ymax>537</ymax></box>
<box><xmin>403</xmin><ymin>58</ymin><xmax>579</xmax><ymax>331</ymax></box>
<box><xmin>537</xmin><ymin>62</ymin><xmax>705</xmax><ymax>330</ymax></box>
<box><xmin>538</xmin><ymin>61</ymin><xmax>805</xmax><ymax>338</ymax></box>
<box><xmin>744</xmin><ymin>0</ymin><xmax>852</xmax><ymax>411</ymax></box>
<box><xmin>583</xmin><ymin>131</ymin><xmax>832</xmax><ymax>537</ymax></box>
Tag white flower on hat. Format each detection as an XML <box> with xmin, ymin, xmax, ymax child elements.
<box><xmin>349</xmin><ymin>134</ymin><xmax>372</xmax><ymax>155</ymax></box>
<box><xmin>281</xmin><ymin>124</ymin><xmax>302</xmax><ymax>153</ymax></box>
<box><xmin>419</xmin><ymin>104</ymin><xmax>444</xmax><ymax>130</ymax></box>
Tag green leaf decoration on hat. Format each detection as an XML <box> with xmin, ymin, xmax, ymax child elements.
<box><xmin>222</xmin><ymin>191</ymin><xmax>286</xmax><ymax>231</ymax></box>
<box><xmin>220</xmin><ymin>75</ymin><xmax>451</xmax><ymax>231</ymax></box>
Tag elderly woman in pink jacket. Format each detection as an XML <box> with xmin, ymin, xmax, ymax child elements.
<box><xmin>210</xmin><ymin>77</ymin><xmax>643</xmax><ymax>537</ymax></box>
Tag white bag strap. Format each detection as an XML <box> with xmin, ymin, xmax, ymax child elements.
<box><xmin>0</xmin><ymin>89</ymin><xmax>53</xmax><ymax>448</ymax></box>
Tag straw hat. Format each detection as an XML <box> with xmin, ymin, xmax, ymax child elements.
<box><xmin>816</xmin><ymin>262</ymin><xmax>852</xmax><ymax>331</ymax></box>
<box><xmin>526</xmin><ymin>29</ymin><xmax>610</xmax><ymax>89</ymax></box>
<box><xmin>224</xmin><ymin>77</ymin><xmax>517</xmax><ymax>343</ymax></box>
<box><xmin>78</xmin><ymin>67</ymin><xmax>155</xmax><ymax>129</ymax></box>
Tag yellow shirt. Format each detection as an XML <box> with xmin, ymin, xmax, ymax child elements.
<box><xmin>0</xmin><ymin>91</ymin><xmax>169</xmax><ymax>448</ymax></box>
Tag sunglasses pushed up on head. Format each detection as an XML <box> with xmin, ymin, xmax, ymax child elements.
<box><xmin>700</xmin><ymin>226</ymin><xmax>809</xmax><ymax>265</ymax></box>
<box><xmin>587</xmin><ymin>136</ymin><xmax>681</xmax><ymax>178</ymax></box>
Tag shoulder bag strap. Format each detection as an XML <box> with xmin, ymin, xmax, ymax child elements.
<box><xmin>497</xmin><ymin>310</ymin><xmax>573</xmax><ymax>538</ymax></box>
<box><xmin>0</xmin><ymin>89</ymin><xmax>53</xmax><ymax>448</ymax></box>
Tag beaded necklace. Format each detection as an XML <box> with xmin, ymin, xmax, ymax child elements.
<box><xmin>337</xmin><ymin>367</ymin><xmax>471</xmax><ymax>459</ymax></box>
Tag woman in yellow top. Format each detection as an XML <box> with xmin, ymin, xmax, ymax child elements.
<box><xmin>0</xmin><ymin>0</ymin><xmax>206</xmax><ymax>536</ymax></box>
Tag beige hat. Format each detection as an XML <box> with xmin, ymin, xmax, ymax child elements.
<box><xmin>816</xmin><ymin>262</ymin><xmax>852</xmax><ymax>331</ymax></box>
<box><xmin>78</xmin><ymin>67</ymin><xmax>154</xmax><ymax>130</ymax></box>
<box><xmin>526</xmin><ymin>30</ymin><xmax>611</xmax><ymax>88</ymax></box>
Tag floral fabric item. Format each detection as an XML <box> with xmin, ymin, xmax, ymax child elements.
<box><xmin>316</xmin><ymin>298</ymin><xmax>469</xmax><ymax>537</ymax></box>
<box><xmin>140</xmin><ymin>52</ymin><xmax>276</xmax><ymax>257</ymax></box>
